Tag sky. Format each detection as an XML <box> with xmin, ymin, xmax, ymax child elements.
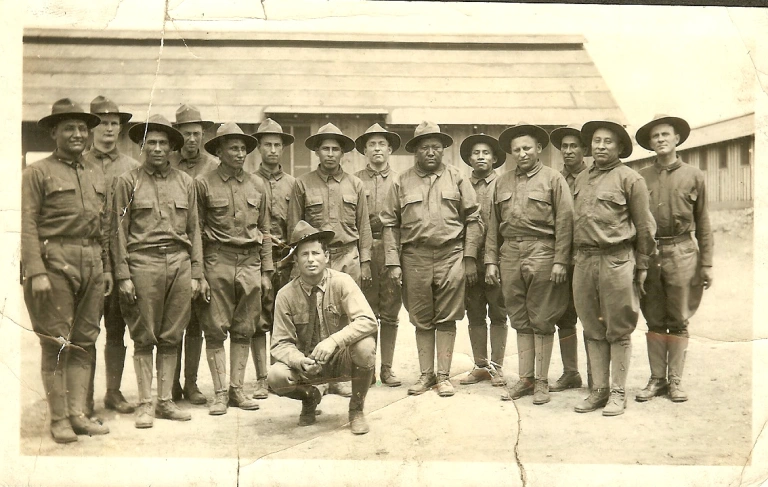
<box><xmin>21</xmin><ymin>0</ymin><xmax>766</xmax><ymax>132</ymax></box>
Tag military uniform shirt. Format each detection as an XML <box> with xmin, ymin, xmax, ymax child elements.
<box><xmin>470</xmin><ymin>170</ymin><xmax>498</xmax><ymax>258</ymax></box>
<box><xmin>355</xmin><ymin>164</ymin><xmax>398</xmax><ymax>236</ymax></box>
<box><xmin>255</xmin><ymin>164</ymin><xmax>295</xmax><ymax>245</ymax></box>
<box><xmin>169</xmin><ymin>150</ymin><xmax>219</xmax><ymax>179</ymax></box>
<box><xmin>561</xmin><ymin>161</ymin><xmax>588</xmax><ymax>195</ymax></box>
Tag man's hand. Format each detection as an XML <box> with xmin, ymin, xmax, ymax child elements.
<box><xmin>361</xmin><ymin>262</ymin><xmax>372</xmax><ymax>289</ymax></box>
<box><xmin>635</xmin><ymin>269</ymin><xmax>648</xmax><ymax>297</ymax></box>
<box><xmin>464</xmin><ymin>257</ymin><xmax>478</xmax><ymax>287</ymax></box>
<box><xmin>191</xmin><ymin>278</ymin><xmax>202</xmax><ymax>300</ymax></box>
<box><xmin>485</xmin><ymin>264</ymin><xmax>500</xmax><ymax>286</ymax></box>
<box><xmin>118</xmin><ymin>279</ymin><xmax>136</xmax><ymax>304</ymax></box>
<box><xmin>261</xmin><ymin>272</ymin><xmax>273</xmax><ymax>297</ymax></box>
<box><xmin>199</xmin><ymin>277</ymin><xmax>211</xmax><ymax>303</ymax></box>
<box><xmin>310</xmin><ymin>337</ymin><xmax>339</xmax><ymax>365</ymax></box>
<box><xmin>30</xmin><ymin>274</ymin><xmax>52</xmax><ymax>302</ymax></box>
<box><xmin>103</xmin><ymin>273</ymin><xmax>114</xmax><ymax>297</ymax></box>
<box><xmin>388</xmin><ymin>265</ymin><xmax>402</xmax><ymax>287</ymax></box>
<box><xmin>300</xmin><ymin>357</ymin><xmax>323</xmax><ymax>376</ymax></box>
<box><xmin>550</xmin><ymin>263</ymin><xmax>567</xmax><ymax>284</ymax></box>
<box><xmin>700</xmin><ymin>267</ymin><xmax>713</xmax><ymax>289</ymax></box>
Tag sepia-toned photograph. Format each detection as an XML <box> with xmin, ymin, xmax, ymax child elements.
<box><xmin>3</xmin><ymin>0</ymin><xmax>768</xmax><ymax>485</ymax></box>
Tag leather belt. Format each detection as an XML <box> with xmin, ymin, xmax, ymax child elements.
<box><xmin>507</xmin><ymin>235</ymin><xmax>554</xmax><ymax>242</ymax></box>
<box><xmin>210</xmin><ymin>242</ymin><xmax>260</xmax><ymax>255</ymax></box>
<box><xmin>328</xmin><ymin>241</ymin><xmax>356</xmax><ymax>254</ymax></box>
<box><xmin>655</xmin><ymin>234</ymin><xmax>691</xmax><ymax>246</ymax></box>
<box><xmin>41</xmin><ymin>236</ymin><xmax>99</xmax><ymax>246</ymax></box>
<box><xmin>576</xmin><ymin>241</ymin><xmax>631</xmax><ymax>255</ymax></box>
<box><xmin>136</xmin><ymin>243</ymin><xmax>185</xmax><ymax>254</ymax></box>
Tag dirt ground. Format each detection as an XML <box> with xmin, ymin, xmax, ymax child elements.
<box><xmin>14</xmin><ymin>209</ymin><xmax>755</xmax><ymax>475</ymax></box>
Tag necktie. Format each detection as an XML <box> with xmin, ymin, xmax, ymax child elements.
<box><xmin>308</xmin><ymin>286</ymin><xmax>321</xmax><ymax>350</ymax></box>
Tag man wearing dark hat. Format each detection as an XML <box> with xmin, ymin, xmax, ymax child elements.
<box><xmin>354</xmin><ymin>123</ymin><xmax>403</xmax><ymax>387</ymax></box>
<box><xmin>82</xmin><ymin>95</ymin><xmax>140</xmax><ymax>416</ymax></box>
<box><xmin>571</xmin><ymin>120</ymin><xmax>656</xmax><ymax>416</ymax></box>
<box><xmin>634</xmin><ymin>114</ymin><xmax>713</xmax><ymax>404</ymax></box>
<box><xmin>485</xmin><ymin>123</ymin><xmax>573</xmax><ymax>406</ymax></box>
<box><xmin>169</xmin><ymin>104</ymin><xmax>218</xmax><ymax>405</ymax></box>
<box><xmin>380</xmin><ymin>121</ymin><xmax>481</xmax><ymax>398</ymax></box>
<box><xmin>22</xmin><ymin>98</ymin><xmax>111</xmax><ymax>443</ymax></box>
<box><xmin>268</xmin><ymin>221</ymin><xmax>377</xmax><ymax>434</ymax></box>
<box><xmin>195</xmin><ymin>123</ymin><xmax>273</xmax><ymax>415</ymax></box>
<box><xmin>250</xmin><ymin>118</ymin><xmax>296</xmax><ymax>399</ymax></box>
<box><xmin>548</xmin><ymin>123</ymin><xmax>589</xmax><ymax>393</ymax></box>
<box><xmin>113</xmin><ymin>114</ymin><xmax>204</xmax><ymax>428</ymax></box>
<box><xmin>457</xmin><ymin>134</ymin><xmax>508</xmax><ymax>387</ymax></box>
<box><xmin>287</xmin><ymin>123</ymin><xmax>373</xmax><ymax>397</ymax></box>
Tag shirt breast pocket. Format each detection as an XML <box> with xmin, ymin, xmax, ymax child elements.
<box><xmin>173</xmin><ymin>199</ymin><xmax>189</xmax><ymax>234</ymax></box>
<box><xmin>305</xmin><ymin>191</ymin><xmax>324</xmax><ymax>228</ymax></box>
<box><xmin>131</xmin><ymin>199</ymin><xmax>156</xmax><ymax>233</ymax></box>
<box><xmin>325</xmin><ymin>303</ymin><xmax>346</xmax><ymax>333</ymax></box>
<box><xmin>526</xmin><ymin>190</ymin><xmax>553</xmax><ymax>226</ymax></box>
<box><xmin>401</xmin><ymin>192</ymin><xmax>424</xmax><ymax>227</ymax></box>
<box><xmin>206</xmin><ymin>195</ymin><xmax>230</xmax><ymax>228</ymax></box>
<box><xmin>43</xmin><ymin>177</ymin><xmax>78</xmax><ymax>214</ymax></box>
<box><xmin>292</xmin><ymin>312</ymin><xmax>312</xmax><ymax>352</ymax></box>
<box><xmin>92</xmin><ymin>179</ymin><xmax>106</xmax><ymax>207</ymax></box>
<box><xmin>342</xmin><ymin>192</ymin><xmax>358</xmax><ymax>226</ymax></box>
<box><xmin>441</xmin><ymin>190</ymin><xmax>461</xmax><ymax>218</ymax></box>
<box><xmin>246</xmin><ymin>195</ymin><xmax>262</xmax><ymax>229</ymax></box>
<box><xmin>671</xmin><ymin>188</ymin><xmax>697</xmax><ymax>226</ymax></box>
<box><xmin>594</xmin><ymin>190</ymin><xmax>626</xmax><ymax>225</ymax></box>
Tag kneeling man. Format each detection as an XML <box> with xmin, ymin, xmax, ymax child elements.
<box><xmin>268</xmin><ymin>221</ymin><xmax>377</xmax><ymax>434</ymax></box>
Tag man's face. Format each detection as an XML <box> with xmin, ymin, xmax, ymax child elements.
<box><xmin>316</xmin><ymin>138</ymin><xmax>343</xmax><ymax>172</ymax></box>
<box><xmin>258</xmin><ymin>134</ymin><xmax>284</xmax><ymax>167</ymax></box>
<box><xmin>560</xmin><ymin>135</ymin><xmax>585</xmax><ymax>169</ymax></box>
<box><xmin>509</xmin><ymin>135</ymin><xmax>541</xmax><ymax>173</ymax></box>
<box><xmin>415</xmin><ymin>136</ymin><xmax>444</xmax><ymax>173</ymax></box>
<box><xmin>648</xmin><ymin>123</ymin><xmax>680</xmax><ymax>156</ymax></box>
<box><xmin>469</xmin><ymin>142</ymin><xmax>497</xmax><ymax>176</ymax></box>
<box><xmin>364</xmin><ymin>134</ymin><xmax>392</xmax><ymax>166</ymax></box>
<box><xmin>51</xmin><ymin>118</ymin><xmax>89</xmax><ymax>157</ymax></box>
<box><xmin>591</xmin><ymin>128</ymin><xmax>622</xmax><ymax>165</ymax></box>
<box><xmin>178</xmin><ymin>123</ymin><xmax>203</xmax><ymax>153</ymax></box>
<box><xmin>217</xmin><ymin>137</ymin><xmax>247</xmax><ymax>171</ymax></box>
<box><xmin>295</xmin><ymin>240</ymin><xmax>329</xmax><ymax>280</ymax></box>
<box><xmin>92</xmin><ymin>113</ymin><xmax>121</xmax><ymax>147</ymax></box>
<box><xmin>142</xmin><ymin>130</ymin><xmax>171</xmax><ymax>168</ymax></box>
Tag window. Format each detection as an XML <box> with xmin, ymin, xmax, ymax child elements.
<box><xmin>287</xmin><ymin>125</ymin><xmax>312</xmax><ymax>177</ymax></box>
<box><xmin>740</xmin><ymin>138</ymin><xmax>752</xmax><ymax>166</ymax></box>
<box><xmin>699</xmin><ymin>148</ymin><xmax>708</xmax><ymax>171</ymax></box>
<box><xmin>718</xmin><ymin>145</ymin><xmax>728</xmax><ymax>170</ymax></box>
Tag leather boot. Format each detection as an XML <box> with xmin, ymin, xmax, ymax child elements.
<box><xmin>156</xmin><ymin>351</ymin><xmax>192</xmax><ymax>421</ymax></box>
<box><xmin>104</xmin><ymin>343</ymin><xmax>136</xmax><ymax>413</ymax></box>
<box><xmin>489</xmin><ymin>324</ymin><xmax>508</xmax><ymax>386</ymax></box>
<box><xmin>501</xmin><ymin>333</ymin><xmax>534</xmax><ymax>401</ymax></box>
<box><xmin>551</xmin><ymin>327</ymin><xmax>582</xmax><ymax>392</ymax></box>
<box><xmin>172</xmin><ymin>341</ymin><xmax>183</xmax><ymax>401</ymax></box>
<box><xmin>435</xmin><ymin>324</ymin><xmax>456</xmax><ymax>397</ymax></box>
<box><xmin>574</xmin><ymin>339</ymin><xmax>610</xmax><ymax>413</ymax></box>
<box><xmin>183</xmin><ymin>335</ymin><xmax>207</xmax><ymax>405</ymax></box>
<box><xmin>206</xmin><ymin>347</ymin><xmax>229</xmax><ymax>416</ymax></box>
<box><xmin>41</xmin><ymin>360</ymin><xmax>77</xmax><ymax>444</ymax></box>
<box><xmin>667</xmin><ymin>334</ymin><xmax>689</xmax><ymax>403</ymax></box>
<box><xmin>636</xmin><ymin>332</ymin><xmax>669</xmax><ymax>402</ymax></box>
<box><xmin>379</xmin><ymin>325</ymin><xmax>401</xmax><ymax>387</ymax></box>
<box><xmin>251</xmin><ymin>334</ymin><xmax>270</xmax><ymax>399</ymax></box>
<box><xmin>408</xmin><ymin>329</ymin><xmax>437</xmax><ymax>395</ymax></box>
<box><xmin>533</xmin><ymin>334</ymin><xmax>554</xmax><ymax>405</ymax></box>
<box><xmin>348</xmin><ymin>363</ymin><xmax>374</xmax><ymax>435</ymax></box>
<box><xmin>584</xmin><ymin>331</ymin><xmax>593</xmax><ymax>390</ymax></box>
<box><xmin>603</xmin><ymin>339</ymin><xmax>631</xmax><ymax>417</ymax></box>
<box><xmin>86</xmin><ymin>346</ymin><xmax>96</xmax><ymax>418</ymax></box>
<box><xmin>67</xmin><ymin>350</ymin><xmax>109</xmax><ymax>436</ymax></box>
<box><xmin>284</xmin><ymin>385</ymin><xmax>323</xmax><ymax>426</ymax></box>
<box><xmin>133</xmin><ymin>353</ymin><xmax>155</xmax><ymax>429</ymax></box>
<box><xmin>228</xmin><ymin>342</ymin><xmax>260</xmax><ymax>410</ymax></box>
<box><xmin>460</xmin><ymin>324</ymin><xmax>490</xmax><ymax>385</ymax></box>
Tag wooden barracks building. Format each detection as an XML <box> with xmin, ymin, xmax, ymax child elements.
<box><xmin>22</xmin><ymin>28</ymin><xmax>625</xmax><ymax>175</ymax></box>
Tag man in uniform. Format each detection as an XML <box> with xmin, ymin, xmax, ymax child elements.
<box><xmin>634</xmin><ymin>114</ymin><xmax>713</xmax><ymax>403</ymax></box>
<box><xmin>82</xmin><ymin>95</ymin><xmax>140</xmax><ymax>416</ymax></box>
<box><xmin>195</xmin><ymin>123</ymin><xmax>273</xmax><ymax>414</ymax></box>
<box><xmin>168</xmin><ymin>104</ymin><xmax>218</xmax><ymax>405</ymax></box>
<box><xmin>113</xmin><ymin>114</ymin><xmax>204</xmax><ymax>428</ymax></box>
<box><xmin>268</xmin><ymin>221</ymin><xmax>377</xmax><ymax>435</ymax></box>
<box><xmin>571</xmin><ymin>120</ymin><xmax>656</xmax><ymax>416</ymax></box>
<box><xmin>457</xmin><ymin>134</ymin><xmax>508</xmax><ymax>387</ymax></box>
<box><xmin>250</xmin><ymin>118</ymin><xmax>296</xmax><ymax>399</ymax></box>
<box><xmin>354</xmin><ymin>123</ymin><xmax>403</xmax><ymax>387</ymax></box>
<box><xmin>380</xmin><ymin>121</ymin><xmax>481</xmax><ymax>398</ymax></box>
<box><xmin>287</xmin><ymin>123</ymin><xmax>373</xmax><ymax>397</ymax></box>
<box><xmin>485</xmin><ymin>124</ymin><xmax>573</xmax><ymax>405</ymax></box>
<box><xmin>548</xmin><ymin>123</ymin><xmax>589</xmax><ymax>392</ymax></box>
<box><xmin>22</xmin><ymin>98</ymin><xmax>110</xmax><ymax>443</ymax></box>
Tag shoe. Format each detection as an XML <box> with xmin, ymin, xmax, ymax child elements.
<box><xmin>602</xmin><ymin>389</ymin><xmax>627</xmax><ymax>416</ymax></box>
<box><xmin>228</xmin><ymin>387</ymin><xmax>260</xmax><ymax>410</ymax></box>
<box><xmin>635</xmin><ymin>377</ymin><xmax>669</xmax><ymax>402</ymax></box>
<box><xmin>532</xmin><ymin>379</ymin><xmax>550</xmax><ymax>405</ymax></box>
<box><xmin>104</xmin><ymin>389</ymin><xmax>136</xmax><ymax>414</ymax></box>
<box><xmin>50</xmin><ymin>418</ymin><xmax>78</xmax><ymax>444</ymax></box>
<box><xmin>436</xmin><ymin>374</ymin><xmax>455</xmax><ymax>397</ymax></box>
<box><xmin>489</xmin><ymin>366</ymin><xmax>507</xmax><ymax>387</ymax></box>
<box><xmin>501</xmin><ymin>378</ymin><xmax>534</xmax><ymax>401</ymax></box>
<box><xmin>459</xmin><ymin>366</ymin><xmax>491</xmax><ymax>385</ymax></box>
<box><xmin>252</xmin><ymin>379</ymin><xmax>269</xmax><ymax>400</ymax></box>
<box><xmin>134</xmin><ymin>403</ymin><xmax>154</xmax><ymax>429</ymax></box>
<box><xmin>155</xmin><ymin>400</ymin><xmax>192</xmax><ymax>421</ymax></box>
<box><xmin>549</xmin><ymin>371</ymin><xmax>583</xmax><ymax>392</ymax></box>
<box><xmin>407</xmin><ymin>373</ymin><xmax>437</xmax><ymax>396</ymax></box>
<box><xmin>209</xmin><ymin>391</ymin><xmax>229</xmax><ymax>416</ymax></box>
<box><xmin>69</xmin><ymin>414</ymin><xmax>109</xmax><ymax>436</ymax></box>
<box><xmin>183</xmin><ymin>383</ymin><xmax>207</xmax><ymax>405</ymax></box>
<box><xmin>669</xmin><ymin>379</ymin><xmax>688</xmax><ymax>403</ymax></box>
<box><xmin>299</xmin><ymin>386</ymin><xmax>323</xmax><ymax>427</ymax></box>
<box><xmin>349</xmin><ymin>410</ymin><xmax>369</xmax><ymax>435</ymax></box>
<box><xmin>328</xmin><ymin>381</ymin><xmax>353</xmax><ymax>398</ymax></box>
<box><xmin>574</xmin><ymin>388</ymin><xmax>610</xmax><ymax>413</ymax></box>
<box><xmin>380</xmin><ymin>366</ymin><xmax>402</xmax><ymax>387</ymax></box>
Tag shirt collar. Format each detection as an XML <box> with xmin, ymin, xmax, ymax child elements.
<box><xmin>592</xmin><ymin>158</ymin><xmax>623</xmax><ymax>172</ymax></box>
<box><xmin>299</xmin><ymin>269</ymin><xmax>328</xmax><ymax>296</ymax></box>
<box><xmin>653</xmin><ymin>156</ymin><xmax>683</xmax><ymax>172</ymax></box>
<box><xmin>317</xmin><ymin>165</ymin><xmax>344</xmax><ymax>182</ymax></box>
<box><xmin>90</xmin><ymin>146</ymin><xmax>120</xmax><ymax>162</ymax></box>
<box><xmin>365</xmin><ymin>164</ymin><xmax>391</xmax><ymax>178</ymax></box>
<box><xmin>217</xmin><ymin>164</ymin><xmax>245</xmax><ymax>182</ymax></box>
<box><xmin>515</xmin><ymin>160</ymin><xmax>543</xmax><ymax>178</ymax></box>
<box><xmin>179</xmin><ymin>150</ymin><xmax>203</xmax><ymax>167</ymax></box>
<box><xmin>53</xmin><ymin>149</ymin><xmax>84</xmax><ymax>168</ymax></box>
<box><xmin>258</xmin><ymin>164</ymin><xmax>284</xmax><ymax>181</ymax></box>
<box><xmin>142</xmin><ymin>161</ymin><xmax>171</xmax><ymax>178</ymax></box>
<box><xmin>414</xmin><ymin>163</ymin><xmax>445</xmax><ymax>178</ymax></box>
<box><xmin>563</xmin><ymin>161</ymin><xmax>588</xmax><ymax>178</ymax></box>
<box><xmin>470</xmin><ymin>170</ymin><xmax>497</xmax><ymax>186</ymax></box>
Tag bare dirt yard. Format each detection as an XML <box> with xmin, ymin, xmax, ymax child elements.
<box><xmin>11</xmin><ymin>208</ymin><xmax>759</xmax><ymax>485</ymax></box>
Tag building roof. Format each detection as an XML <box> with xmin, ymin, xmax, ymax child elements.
<box><xmin>23</xmin><ymin>28</ymin><xmax>624</xmax><ymax>125</ymax></box>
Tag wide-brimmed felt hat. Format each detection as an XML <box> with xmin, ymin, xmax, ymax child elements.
<box><xmin>460</xmin><ymin>134</ymin><xmax>506</xmax><ymax>168</ymax></box>
<box><xmin>635</xmin><ymin>114</ymin><xmax>691</xmax><ymax>151</ymax></box>
<box><xmin>281</xmin><ymin>220</ymin><xmax>335</xmax><ymax>263</ymax></box>
<box><xmin>304</xmin><ymin>123</ymin><xmax>355</xmax><ymax>153</ymax></box>
<box><xmin>204</xmin><ymin>122</ymin><xmax>259</xmax><ymax>155</ymax></box>
<box><xmin>128</xmin><ymin>114</ymin><xmax>184</xmax><ymax>151</ymax></box>
<box><xmin>499</xmin><ymin>123</ymin><xmax>549</xmax><ymax>153</ymax></box>
<box><xmin>173</xmin><ymin>104</ymin><xmax>214</xmax><ymax>128</ymax></box>
<box><xmin>38</xmin><ymin>98</ymin><xmax>101</xmax><ymax>130</ymax></box>
<box><xmin>581</xmin><ymin>120</ymin><xmax>633</xmax><ymax>159</ymax></box>
<box><xmin>355</xmin><ymin>123</ymin><xmax>401</xmax><ymax>154</ymax></box>
<box><xmin>550</xmin><ymin>123</ymin><xmax>587</xmax><ymax>151</ymax></box>
<box><xmin>404</xmin><ymin>121</ymin><xmax>453</xmax><ymax>153</ymax></box>
<box><xmin>252</xmin><ymin>118</ymin><xmax>295</xmax><ymax>146</ymax></box>
<box><xmin>89</xmin><ymin>95</ymin><xmax>132</xmax><ymax>125</ymax></box>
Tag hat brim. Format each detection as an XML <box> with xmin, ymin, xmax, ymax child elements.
<box><xmin>173</xmin><ymin>120</ymin><xmax>215</xmax><ymax>129</ymax></box>
<box><xmin>280</xmin><ymin>229</ymin><xmax>335</xmax><ymax>264</ymax></box>
<box><xmin>499</xmin><ymin>125</ymin><xmax>550</xmax><ymax>153</ymax></box>
<box><xmin>404</xmin><ymin>132</ymin><xmax>454</xmax><ymax>153</ymax></box>
<box><xmin>582</xmin><ymin>121</ymin><xmax>633</xmax><ymax>159</ymax></box>
<box><xmin>252</xmin><ymin>131</ymin><xmax>295</xmax><ymax>146</ymax></box>
<box><xmin>93</xmin><ymin>111</ymin><xmax>133</xmax><ymax>125</ymax></box>
<box><xmin>635</xmin><ymin>117</ymin><xmax>691</xmax><ymax>151</ymax></box>
<box><xmin>460</xmin><ymin>134</ymin><xmax>506</xmax><ymax>168</ymax></box>
<box><xmin>204</xmin><ymin>133</ymin><xmax>259</xmax><ymax>155</ymax></box>
<box><xmin>550</xmin><ymin>127</ymin><xmax>586</xmax><ymax>152</ymax></box>
<box><xmin>128</xmin><ymin>122</ymin><xmax>185</xmax><ymax>151</ymax></box>
<box><xmin>355</xmin><ymin>131</ymin><xmax>402</xmax><ymax>155</ymax></box>
<box><xmin>305</xmin><ymin>133</ymin><xmax>356</xmax><ymax>153</ymax></box>
<box><xmin>38</xmin><ymin>112</ymin><xmax>102</xmax><ymax>130</ymax></box>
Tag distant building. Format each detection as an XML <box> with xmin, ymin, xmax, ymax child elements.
<box><xmin>625</xmin><ymin>112</ymin><xmax>754</xmax><ymax>210</ymax></box>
